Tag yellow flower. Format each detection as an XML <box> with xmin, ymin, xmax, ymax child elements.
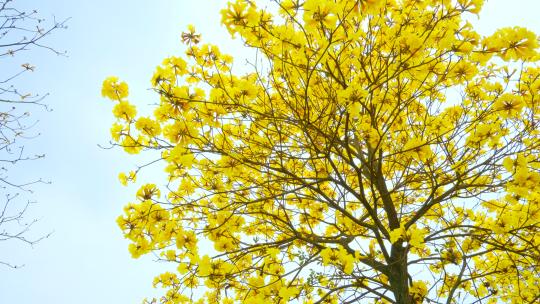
<box><xmin>402</xmin><ymin>138</ymin><xmax>432</xmax><ymax>162</ymax></box>
<box><xmin>198</xmin><ymin>255</ymin><xmax>211</xmax><ymax>276</ymax></box>
<box><xmin>135</xmin><ymin>117</ymin><xmax>162</xmax><ymax>137</ymax></box>
<box><xmin>450</xmin><ymin>61</ymin><xmax>478</xmax><ymax>82</ymax></box>
<box><xmin>389</xmin><ymin>224</ymin><xmax>406</xmax><ymax>244</ymax></box>
<box><xmin>101</xmin><ymin>76</ymin><xmax>128</xmax><ymax>100</ymax></box>
<box><xmin>410</xmin><ymin>280</ymin><xmax>428</xmax><ymax>302</ymax></box>
<box><xmin>118</xmin><ymin>172</ymin><xmax>128</xmax><ymax>186</ymax></box>
<box><xmin>488</xmin><ymin>27</ymin><xmax>539</xmax><ymax>61</ymax></box>
<box><xmin>493</xmin><ymin>94</ymin><xmax>525</xmax><ymax>118</ymax></box>
<box><xmin>110</xmin><ymin>123</ymin><xmax>123</xmax><ymax>141</ymax></box>
<box><xmin>136</xmin><ymin>183</ymin><xmax>161</xmax><ymax>201</ymax></box>
<box><xmin>389</xmin><ymin>224</ymin><xmax>426</xmax><ymax>250</ymax></box>
<box><xmin>279</xmin><ymin>286</ymin><xmax>300</xmax><ymax>301</ymax></box>
<box><xmin>118</xmin><ymin>170</ymin><xmax>136</xmax><ymax>186</ymax></box>
<box><xmin>121</xmin><ymin>136</ymin><xmax>143</xmax><ymax>154</ymax></box>
<box><xmin>112</xmin><ymin>100</ymin><xmax>137</xmax><ymax>121</ymax></box>
<box><xmin>458</xmin><ymin>0</ymin><xmax>484</xmax><ymax>14</ymax></box>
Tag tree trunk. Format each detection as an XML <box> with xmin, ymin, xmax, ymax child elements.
<box><xmin>390</xmin><ymin>243</ymin><xmax>413</xmax><ymax>304</ymax></box>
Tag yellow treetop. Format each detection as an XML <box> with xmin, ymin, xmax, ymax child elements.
<box><xmin>103</xmin><ymin>0</ymin><xmax>540</xmax><ymax>303</ymax></box>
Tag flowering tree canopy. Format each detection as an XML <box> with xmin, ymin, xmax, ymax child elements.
<box><xmin>103</xmin><ymin>0</ymin><xmax>540</xmax><ymax>303</ymax></box>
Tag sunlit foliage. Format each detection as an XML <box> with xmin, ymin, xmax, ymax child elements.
<box><xmin>103</xmin><ymin>0</ymin><xmax>540</xmax><ymax>303</ymax></box>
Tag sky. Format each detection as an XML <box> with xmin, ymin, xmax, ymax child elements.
<box><xmin>0</xmin><ymin>0</ymin><xmax>539</xmax><ymax>303</ymax></box>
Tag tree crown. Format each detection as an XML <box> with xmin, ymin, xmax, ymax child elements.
<box><xmin>104</xmin><ymin>0</ymin><xmax>540</xmax><ymax>303</ymax></box>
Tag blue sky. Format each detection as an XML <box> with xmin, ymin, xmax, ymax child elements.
<box><xmin>0</xmin><ymin>0</ymin><xmax>539</xmax><ymax>303</ymax></box>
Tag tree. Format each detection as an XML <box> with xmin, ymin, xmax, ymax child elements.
<box><xmin>0</xmin><ymin>0</ymin><xmax>67</xmax><ymax>268</ymax></box>
<box><xmin>103</xmin><ymin>0</ymin><xmax>540</xmax><ymax>302</ymax></box>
